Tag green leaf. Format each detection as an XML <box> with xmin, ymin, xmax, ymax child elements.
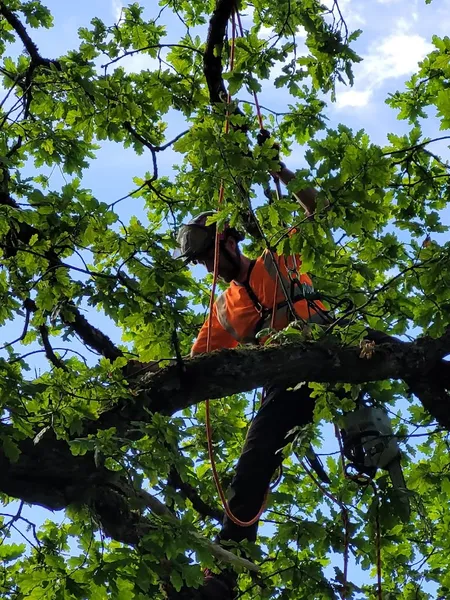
<box><xmin>268</xmin><ymin>204</ymin><xmax>279</xmax><ymax>227</ymax></box>
<box><xmin>2</xmin><ymin>436</ymin><xmax>21</xmax><ymax>462</ymax></box>
<box><xmin>170</xmin><ymin>570</ymin><xmax>183</xmax><ymax>592</ymax></box>
<box><xmin>0</xmin><ymin>543</ymin><xmax>26</xmax><ymax>562</ymax></box>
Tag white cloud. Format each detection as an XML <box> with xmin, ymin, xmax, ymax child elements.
<box><xmin>395</xmin><ymin>17</ymin><xmax>413</xmax><ymax>33</ymax></box>
<box><xmin>362</xmin><ymin>33</ymin><xmax>433</xmax><ymax>84</ymax></box>
<box><xmin>112</xmin><ymin>0</ymin><xmax>123</xmax><ymax>23</ymax></box>
<box><xmin>118</xmin><ymin>53</ymin><xmax>160</xmax><ymax>73</ymax></box>
<box><xmin>334</xmin><ymin>29</ymin><xmax>432</xmax><ymax>111</ymax></box>
<box><xmin>336</xmin><ymin>89</ymin><xmax>373</xmax><ymax>108</ymax></box>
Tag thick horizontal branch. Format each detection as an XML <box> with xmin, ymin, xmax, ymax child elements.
<box><xmin>10</xmin><ymin>331</ymin><xmax>450</xmax><ymax>512</ymax></box>
<box><xmin>128</xmin><ymin>329</ymin><xmax>450</xmax><ymax>428</ymax></box>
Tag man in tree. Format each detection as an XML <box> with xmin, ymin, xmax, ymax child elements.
<box><xmin>176</xmin><ymin>147</ymin><xmax>328</xmax><ymax>599</ymax></box>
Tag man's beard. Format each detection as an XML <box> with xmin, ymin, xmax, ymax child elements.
<box><xmin>218</xmin><ymin>252</ymin><xmax>241</xmax><ymax>283</ymax></box>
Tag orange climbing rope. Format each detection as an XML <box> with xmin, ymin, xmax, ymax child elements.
<box><xmin>235</xmin><ymin>10</ymin><xmax>264</xmax><ymax>131</ymax></box>
<box><xmin>205</xmin><ymin>8</ymin><xmax>279</xmax><ymax>528</ymax></box>
<box><xmin>205</xmin><ymin>9</ymin><xmax>268</xmax><ymax>528</ymax></box>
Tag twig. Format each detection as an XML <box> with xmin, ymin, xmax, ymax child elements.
<box><xmin>1</xmin><ymin>300</ymin><xmax>31</xmax><ymax>350</ymax></box>
<box><xmin>168</xmin><ymin>467</ymin><xmax>224</xmax><ymax>524</ymax></box>
<box><xmin>101</xmin><ymin>44</ymin><xmax>203</xmax><ymax>69</ymax></box>
<box><xmin>0</xmin><ymin>500</ymin><xmax>24</xmax><ymax>532</ymax></box>
<box><xmin>156</xmin><ymin>129</ymin><xmax>189</xmax><ymax>152</ymax></box>
<box><xmin>123</xmin><ymin>122</ymin><xmax>158</xmax><ymax>181</ymax></box>
<box><xmin>384</xmin><ymin>136</ymin><xmax>450</xmax><ymax>157</ymax></box>
<box><xmin>107</xmin><ymin>182</ymin><xmax>148</xmax><ymax>209</ymax></box>
<box><xmin>137</xmin><ymin>488</ymin><xmax>259</xmax><ymax>572</ymax></box>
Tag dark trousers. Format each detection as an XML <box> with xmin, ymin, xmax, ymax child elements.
<box><xmin>219</xmin><ymin>384</ymin><xmax>315</xmax><ymax>544</ymax></box>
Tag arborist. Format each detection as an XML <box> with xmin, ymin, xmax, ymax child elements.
<box><xmin>175</xmin><ymin>133</ymin><xmax>330</xmax><ymax>600</ymax></box>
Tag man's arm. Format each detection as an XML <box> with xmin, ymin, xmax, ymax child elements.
<box><xmin>191</xmin><ymin>302</ymin><xmax>238</xmax><ymax>356</ymax></box>
<box><xmin>257</xmin><ymin>129</ymin><xmax>325</xmax><ymax>217</ymax></box>
<box><xmin>273</xmin><ymin>165</ymin><xmax>318</xmax><ymax>217</ymax></box>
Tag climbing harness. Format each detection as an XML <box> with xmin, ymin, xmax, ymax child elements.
<box><xmin>237</xmin><ymin>258</ymin><xmax>324</xmax><ymax>341</ymax></box>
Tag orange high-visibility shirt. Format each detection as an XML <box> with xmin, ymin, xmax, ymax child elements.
<box><xmin>191</xmin><ymin>250</ymin><xmax>326</xmax><ymax>355</ymax></box>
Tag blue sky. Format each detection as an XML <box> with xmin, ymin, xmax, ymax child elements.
<box><xmin>1</xmin><ymin>0</ymin><xmax>448</xmax><ymax>595</ymax></box>
<box><xmin>24</xmin><ymin>0</ymin><xmax>450</xmax><ymax>198</ymax></box>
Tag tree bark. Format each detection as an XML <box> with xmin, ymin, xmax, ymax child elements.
<box><xmin>119</xmin><ymin>331</ymin><xmax>450</xmax><ymax>427</ymax></box>
<box><xmin>1</xmin><ymin>331</ymin><xmax>450</xmax><ymax>524</ymax></box>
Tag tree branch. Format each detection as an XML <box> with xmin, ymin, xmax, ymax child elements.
<box><xmin>0</xmin><ymin>190</ymin><xmax>122</xmax><ymax>361</ymax></box>
<box><xmin>70</xmin><ymin>309</ymin><xmax>122</xmax><ymax>361</ymax></box>
<box><xmin>123</xmin><ymin>121</ymin><xmax>158</xmax><ymax>181</ymax></box>
<box><xmin>202</xmin><ymin>0</ymin><xmax>262</xmax><ymax>242</ymax></box>
<box><xmin>0</xmin><ymin>2</ymin><xmax>60</xmax><ymax>70</ymax></box>
<box><xmin>100</xmin><ymin>44</ymin><xmax>203</xmax><ymax>70</ymax></box>
<box><xmin>203</xmin><ymin>0</ymin><xmax>235</xmax><ymax>105</ymax></box>
<box><xmin>38</xmin><ymin>324</ymin><xmax>67</xmax><ymax>371</ymax></box>
<box><xmin>384</xmin><ymin>136</ymin><xmax>450</xmax><ymax>157</ymax></box>
<box><xmin>157</xmin><ymin>129</ymin><xmax>189</xmax><ymax>152</ymax></box>
<box><xmin>131</xmin><ymin>331</ymin><xmax>450</xmax><ymax>427</ymax></box>
<box><xmin>168</xmin><ymin>467</ymin><xmax>224</xmax><ymax>524</ymax></box>
<box><xmin>131</xmin><ymin>486</ymin><xmax>257</xmax><ymax>571</ymax></box>
<box><xmin>87</xmin><ymin>328</ymin><xmax>450</xmax><ymax>447</ymax></box>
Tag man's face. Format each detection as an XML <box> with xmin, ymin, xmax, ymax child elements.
<box><xmin>196</xmin><ymin>238</ymin><xmax>240</xmax><ymax>283</ymax></box>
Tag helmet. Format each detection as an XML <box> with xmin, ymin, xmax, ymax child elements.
<box><xmin>175</xmin><ymin>211</ymin><xmax>244</xmax><ymax>263</ymax></box>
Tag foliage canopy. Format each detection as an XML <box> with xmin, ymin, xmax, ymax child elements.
<box><xmin>0</xmin><ymin>0</ymin><xmax>450</xmax><ymax>598</ymax></box>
